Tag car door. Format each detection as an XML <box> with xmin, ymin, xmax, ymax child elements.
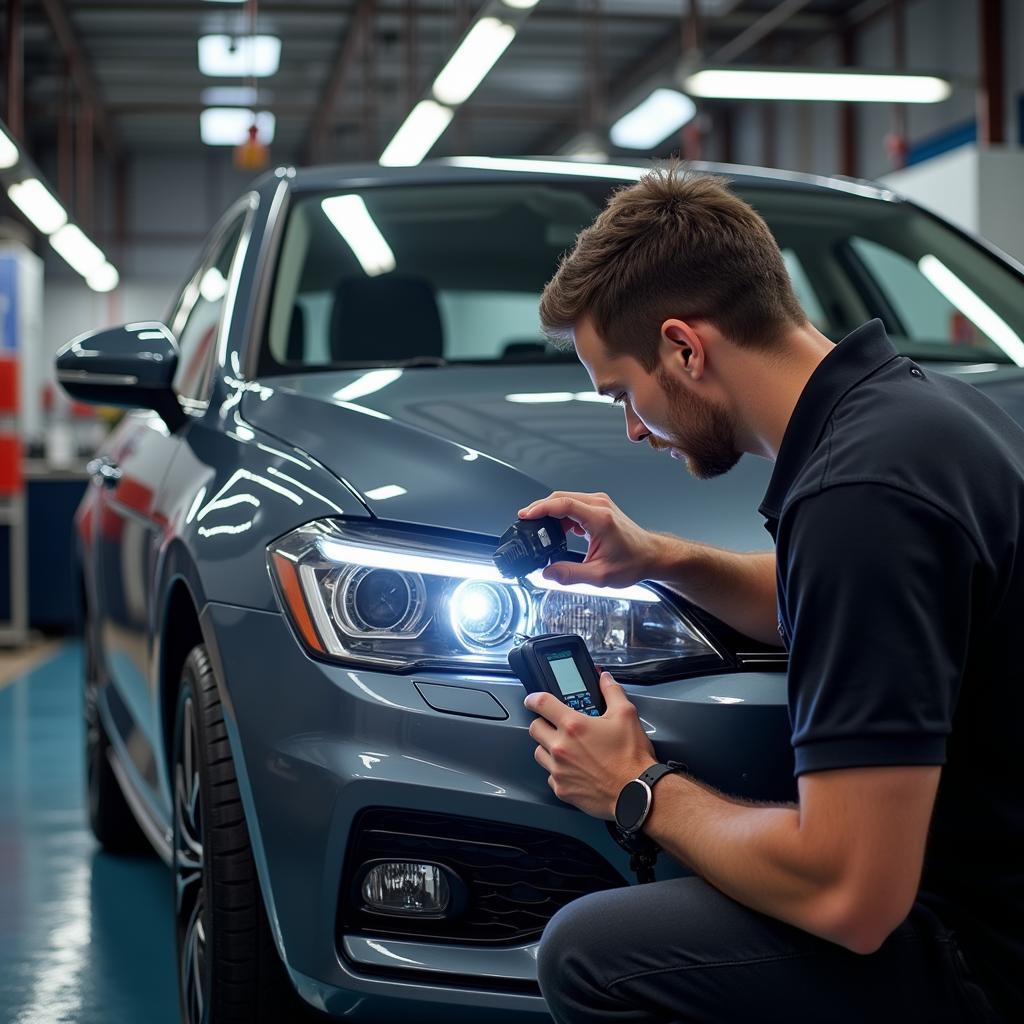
<box><xmin>94</xmin><ymin>209</ymin><xmax>247</xmax><ymax>793</ymax></box>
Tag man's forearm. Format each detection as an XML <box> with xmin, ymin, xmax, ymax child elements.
<box><xmin>641</xmin><ymin>774</ymin><xmax>850</xmax><ymax>947</ymax></box>
<box><xmin>646</xmin><ymin>535</ymin><xmax>780</xmax><ymax>645</ymax></box>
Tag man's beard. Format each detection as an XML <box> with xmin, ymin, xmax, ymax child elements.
<box><xmin>649</xmin><ymin>369</ymin><xmax>741</xmax><ymax>480</ymax></box>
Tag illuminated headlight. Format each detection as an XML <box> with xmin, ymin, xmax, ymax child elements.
<box><xmin>269</xmin><ymin>520</ymin><xmax>719</xmax><ymax>675</ymax></box>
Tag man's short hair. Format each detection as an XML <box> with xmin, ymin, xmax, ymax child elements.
<box><xmin>539</xmin><ymin>164</ymin><xmax>807</xmax><ymax>370</ymax></box>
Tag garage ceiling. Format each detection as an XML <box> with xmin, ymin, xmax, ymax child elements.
<box><xmin>17</xmin><ymin>0</ymin><xmax>867</xmax><ymax>164</ymax></box>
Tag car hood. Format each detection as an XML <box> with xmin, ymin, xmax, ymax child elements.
<box><xmin>241</xmin><ymin>360</ymin><xmax>1024</xmax><ymax>551</ymax></box>
<box><xmin>241</xmin><ymin>365</ymin><xmax>776</xmax><ymax>550</ymax></box>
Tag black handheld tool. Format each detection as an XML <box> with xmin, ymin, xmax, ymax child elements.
<box><xmin>508</xmin><ymin>633</ymin><xmax>606</xmax><ymax>717</ymax></box>
<box><xmin>492</xmin><ymin>515</ymin><xmax>567</xmax><ymax>580</ymax></box>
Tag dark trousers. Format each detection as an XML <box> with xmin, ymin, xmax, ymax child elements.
<box><xmin>536</xmin><ymin>877</ymin><xmax>1003</xmax><ymax>1024</ymax></box>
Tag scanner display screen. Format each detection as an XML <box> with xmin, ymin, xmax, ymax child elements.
<box><xmin>547</xmin><ymin>649</ymin><xmax>587</xmax><ymax>698</ymax></box>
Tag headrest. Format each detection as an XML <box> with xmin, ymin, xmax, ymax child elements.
<box><xmin>286</xmin><ymin>305</ymin><xmax>305</xmax><ymax>362</ymax></box>
<box><xmin>330</xmin><ymin>273</ymin><xmax>443</xmax><ymax>364</ymax></box>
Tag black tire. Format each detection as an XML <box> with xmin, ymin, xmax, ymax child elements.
<box><xmin>83</xmin><ymin>608</ymin><xmax>151</xmax><ymax>855</ymax></box>
<box><xmin>172</xmin><ymin>644</ymin><xmax>299</xmax><ymax>1024</ymax></box>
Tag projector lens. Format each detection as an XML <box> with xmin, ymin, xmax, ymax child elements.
<box><xmin>450</xmin><ymin>580</ymin><xmax>523</xmax><ymax>648</ymax></box>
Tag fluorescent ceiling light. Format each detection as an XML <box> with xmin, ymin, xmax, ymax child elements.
<box><xmin>432</xmin><ymin>17</ymin><xmax>517</xmax><ymax>106</ymax></box>
<box><xmin>87</xmin><ymin>263</ymin><xmax>120</xmax><ymax>293</ymax></box>
<box><xmin>200</xmin><ymin>108</ymin><xmax>276</xmax><ymax>146</ymax></box>
<box><xmin>502</xmin><ymin>0</ymin><xmax>540</xmax><ymax>7</ymax></box>
<box><xmin>7</xmin><ymin>178</ymin><xmax>68</xmax><ymax>235</ymax></box>
<box><xmin>0</xmin><ymin>126</ymin><xmax>18</xmax><ymax>170</ymax></box>
<box><xmin>684</xmin><ymin>68</ymin><xmax>951</xmax><ymax>104</ymax></box>
<box><xmin>380</xmin><ymin>100</ymin><xmax>454</xmax><ymax>167</ymax></box>
<box><xmin>50</xmin><ymin>224</ymin><xmax>106</xmax><ymax>277</ymax></box>
<box><xmin>332</xmin><ymin>368</ymin><xmax>403</xmax><ymax>402</ymax></box>
<box><xmin>918</xmin><ymin>255</ymin><xmax>1024</xmax><ymax>366</ymax></box>
<box><xmin>321</xmin><ymin>194</ymin><xmax>396</xmax><ymax>276</ymax></box>
<box><xmin>201</xmin><ymin>86</ymin><xmax>259</xmax><ymax>106</ymax></box>
<box><xmin>610</xmin><ymin>88</ymin><xmax>697</xmax><ymax>149</ymax></box>
<box><xmin>198</xmin><ymin>35</ymin><xmax>281</xmax><ymax>77</ymax></box>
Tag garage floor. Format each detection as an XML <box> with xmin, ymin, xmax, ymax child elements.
<box><xmin>0</xmin><ymin>642</ymin><xmax>177</xmax><ymax>1024</ymax></box>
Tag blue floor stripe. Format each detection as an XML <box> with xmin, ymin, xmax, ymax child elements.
<box><xmin>0</xmin><ymin>642</ymin><xmax>177</xmax><ymax>1024</ymax></box>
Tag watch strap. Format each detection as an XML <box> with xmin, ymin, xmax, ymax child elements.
<box><xmin>637</xmin><ymin>760</ymin><xmax>685</xmax><ymax>789</ymax></box>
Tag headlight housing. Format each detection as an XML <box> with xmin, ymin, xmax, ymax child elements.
<box><xmin>269</xmin><ymin>520</ymin><xmax>721</xmax><ymax>677</ymax></box>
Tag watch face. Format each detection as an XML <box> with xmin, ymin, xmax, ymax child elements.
<box><xmin>615</xmin><ymin>779</ymin><xmax>651</xmax><ymax>832</ymax></box>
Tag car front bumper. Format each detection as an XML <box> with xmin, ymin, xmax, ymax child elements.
<box><xmin>201</xmin><ymin>601</ymin><xmax>792</xmax><ymax>1021</ymax></box>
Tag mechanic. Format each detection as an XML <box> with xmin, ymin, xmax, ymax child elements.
<box><xmin>519</xmin><ymin>165</ymin><xmax>1020</xmax><ymax>1023</ymax></box>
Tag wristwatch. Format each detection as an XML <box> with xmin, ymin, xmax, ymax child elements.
<box><xmin>614</xmin><ymin>761</ymin><xmax>685</xmax><ymax>834</ymax></box>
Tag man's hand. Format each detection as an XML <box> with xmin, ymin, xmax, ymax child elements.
<box><xmin>526</xmin><ymin>672</ymin><xmax>657</xmax><ymax>819</ymax></box>
<box><xmin>518</xmin><ymin>491</ymin><xmax>661</xmax><ymax>588</ymax></box>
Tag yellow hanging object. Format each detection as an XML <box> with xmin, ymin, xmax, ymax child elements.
<box><xmin>235</xmin><ymin>123</ymin><xmax>269</xmax><ymax>171</ymax></box>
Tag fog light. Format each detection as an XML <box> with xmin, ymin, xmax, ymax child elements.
<box><xmin>361</xmin><ymin>861</ymin><xmax>451</xmax><ymax>915</ymax></box>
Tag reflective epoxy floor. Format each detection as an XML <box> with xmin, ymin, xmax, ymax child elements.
<box><xmin>0</xmin><ymin>642</ymin><xmax>178</xmax><ymax>1024</ymax></box>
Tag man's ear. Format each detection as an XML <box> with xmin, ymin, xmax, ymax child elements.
<box><xmin>660</xmin><ymin>319</ymin><xmax>705</xmax><ymax>379</ymax></box>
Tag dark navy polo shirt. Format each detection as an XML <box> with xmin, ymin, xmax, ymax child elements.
<box><xmin>759</xmin><ymin>319</ymin><xmax>1023</xmax><ymax>1018</ymax></box>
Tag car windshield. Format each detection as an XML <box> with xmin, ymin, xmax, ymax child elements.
<box><xmin>260</xmin><ymin>180</ymin><xmax>1024</xmax><ymax>374</ymax></box>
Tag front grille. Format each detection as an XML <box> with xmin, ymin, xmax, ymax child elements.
<box><xmin>339</xmin><ymin>808</ymin><xmax>627</xmax><ymax>945</ymax></box>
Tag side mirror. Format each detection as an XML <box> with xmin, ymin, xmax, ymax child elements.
<box><xmin>55</xmin><ymin>321</ymin><xmax>186</xmax><ymax>431</ymax></box>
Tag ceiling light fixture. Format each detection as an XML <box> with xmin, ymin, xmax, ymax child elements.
<box><xmin>610</xmin><ymin>88</ymin><xmax>697</xmax><ymax>149</ymax></box>
<box><xmin>321</xmin><ymin>195</ymin><xmax>397</xmax><ymax>276</ymax></box>
<box><xmin>7</xmin><ymin>178</ymin><xmax>68</xmax><ymax>234</ymax></box>
<box><xmin>87</xmin><ymin>263</ymin><xmax>120</xmax><ymax>293</ymax></box>
<box><xmin>200</xmin><ymin>108</ymin><xmax>275</xmax><ymax>146</ymax></box>
<box><xmin>379</xmin><ymin>100</ymin><xmax>454</xmax><ymax>167</ymax></box>
<box><xmin>0</xmin><ymin>125</ymin><xmax>18</xmax><ymax>170</ymax></box>
<box><xmin>198</xmin><ymin>34</ymin><xmax>281</xmax><ymax>77</ymax></box>
<box><xmin>432</xmin><ymin>17</ymin><xmax>517</xmax><ymax>106</ymax></box>
<box><xmin>49</xmin><ymin>224</ymin><xmax>106</xmax><ymax>277</ymax></box>
<box><xmin>502</xmin><ymin>0</ymin><xmax>540</xmax><ymax>7</ymax></box>
<box><xmin>684</xmin><ymin>68</ymin><xmax>951</xmax><ymax>104</ymax></box>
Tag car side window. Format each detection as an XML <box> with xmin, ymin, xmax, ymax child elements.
<box><xmin>171</xmin><ymin>215</ymin><xmax>245</xmax><ymax>404</ymax></box>
<box><xmin>847</xmin><ymin>236</ymin><xmax>1005</xmax><ymax>358</ymax></box>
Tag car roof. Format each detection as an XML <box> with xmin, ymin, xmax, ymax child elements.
<box><xmin>255</xmin><ymin>157</ymin><xmax>901</xmax><ymax>204</ymax></box>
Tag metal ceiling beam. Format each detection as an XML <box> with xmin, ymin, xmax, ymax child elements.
<box><xmin>710</xmin><ymin>0</ymin><xmax>817</xmax><ymax>64</ymax></box>
<box><xmin>102</xmin><ymin>101</ymin><xmax>580</xmax><ymax>120</ymax></box>
<box><xmin>303</xmin><ymin>0</ymin><xmax>375</xmax><ymax>165</ymax></box>
<box><xmin>37</xmin><ymin>0</ymin><xmax>120</xmax><ymax>159</ymax></box>
<box><xmin>978</xmin><ymin>0</ymin><xmax>1005</xmax><ymax>145</ymax></box>
<box><xmin>67</xmin><ymin>0</ymin><xmax>837</xmax><ymax>31</ymax></box>
<box><xmin>5</xmin><ymin>0</ymin><xmax>24</xmax><ymax>141</ymax></box>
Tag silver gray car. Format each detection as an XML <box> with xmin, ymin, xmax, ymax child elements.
<box><xmin>57</xmin><ymin>157</ymin><xmax>1024</xmax><ymax>1023</ymax></box>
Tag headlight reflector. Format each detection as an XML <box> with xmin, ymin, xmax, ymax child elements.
<box><xmin>269</xmin><ymin>521</ymin><xmax>719</xmax><ymax>675</ymax></box>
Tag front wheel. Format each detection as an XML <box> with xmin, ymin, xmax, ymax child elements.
<box><xmin>171</xmin><ymin>645</ymin><xmax>297</xmax><ymax>1024</ymax></box>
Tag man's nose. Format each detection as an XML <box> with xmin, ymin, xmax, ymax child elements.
<box><xmin>624</xmin><ymin>406</ymin><xmax>650</xmax><ymax>444</ymax></box>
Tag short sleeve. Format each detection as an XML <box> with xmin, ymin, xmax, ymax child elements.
<box><xmin>776</xmin><ymin>483</ymin><xmax>977</xmax><ymax>776</ymax></box>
